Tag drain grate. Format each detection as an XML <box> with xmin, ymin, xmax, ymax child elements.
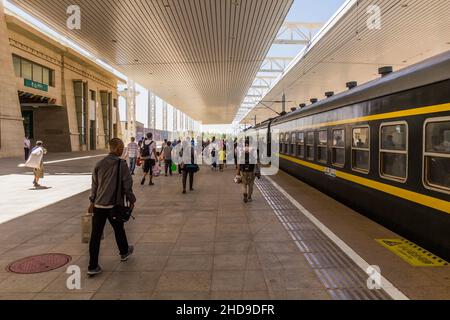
<box><xmin>256</xmin><ymin>177</ymin><xmax>392</xmax><ymax>300</ymax></box>
<box><xmin>7</xmin><ymin>254</ymin><xmax>72</xmax><ymax>274</ymax></box>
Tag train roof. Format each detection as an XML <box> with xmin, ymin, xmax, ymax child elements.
<box><xmin>253</xmin><ymin>50</ymin><xmax>450</xmax><ymax>129</ymax></box>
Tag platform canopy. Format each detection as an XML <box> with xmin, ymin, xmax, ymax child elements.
<box><xmin>239</xmin><ymin>0</ymin><xmax>450</xmax><ymax>125</ymax></box>
<box><xmin>9</xmin><ymin>0</ymin><xmax>293</xmax><ymax>124</ymax></box>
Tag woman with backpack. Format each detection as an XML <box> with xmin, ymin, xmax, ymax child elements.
<box><xmin>140</xmin><ymin>133</ymin><xmax>157</xmax><ymax>186</ymax></box>
<box><xmin>236</xmin><ymin>139</ymin><xmax>260</xmax><ymax>203</ymax></box>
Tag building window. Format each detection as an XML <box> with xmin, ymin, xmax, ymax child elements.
<box><xmin>332</xmin><ymin>129</ymin><xmax>345</xmax><ymax>167</ymax></box>
<box><xmin>32</xmin><ymin>64</ymin><xmax>43</xmax><ymax>83</ymax></box>
<box><xmin>317</xmin><ymin>130</ymin><xmax>328</xmax><ymax>163</ymax></box>
<box><xmin>42</xmin><ymin>68</ymin><xmax>50</xmax><ymax>86</ymax></box>
<box><xmin>297</xmin><ymin>132</ymin><xmax>305</xmax><ymax>158</ymax></box>
<box><xmin>352</xmin><ymin>126</ymin><xmax>370</xmax><ymax>173</ymax></box>
<box><xmin>306</xmin><ymin>131</ymin><xmax>314</xmax><ymax>161</ymax></box>
<box><xmin>21</xmin><ymin>59</ymin><xmax>32</xmax><ymax>80</ymax></box>
<box><xmin>380</xmin><ymin>122</ymin><xmax>408</xmax><ymax>182</ymax></box>
<box><xmin>13</xmin><ymin>55</ymin><xmax>21</xmax><ymax>76</ymax></box>
<box><xmin>13</xmin><ymin>55</ymin><xmax>54</xmax><ymax>87</ymax></box>
<box><xmin>424</xmin><ymin>118</ymin><xmax>450</xmax><ymax>193</ymax></box>
<box><xmin>290</xmin><ymin>133</ymin><xmax>296</xmax><ymax>155</ymax></box>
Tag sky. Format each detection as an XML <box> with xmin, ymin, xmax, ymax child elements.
<box><xmin>268</xmin><ymin>0</ymin><xmax>347</xmax><ymax>58</ymax></box>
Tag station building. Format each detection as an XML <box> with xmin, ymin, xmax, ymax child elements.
<box><xmin>0</xmin><ymin>11</ymin><xmax>124</xmax><ymax>157</ymax></box>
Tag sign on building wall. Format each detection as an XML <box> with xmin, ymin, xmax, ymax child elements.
<box><xmin>24</xmin><ymin>79</ymin><xmax>48</xmax><ymax>92</ymax></box>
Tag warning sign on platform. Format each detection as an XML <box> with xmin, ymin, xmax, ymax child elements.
<box><xmin>375</xmin><ymin>239</ymin><xmax>449</xmax><ymax>267</ymax></box>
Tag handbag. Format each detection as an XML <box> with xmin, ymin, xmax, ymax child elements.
<box><xmin>185</xmin><ymin>163</ymin><xmax>200</xmax><ymax>173</ymax></box>
<box><xmin>111</xmin><ymin>160</ymin><xmax>135</xmax><ymax>223</ymax></box>
<box><xmin>81</xmin><ymin>212</ymin><xmax>92</xmax><ymax>243</ymax></box>
<box><xmin>81</xmin><ymin>212</ymin><xmax>105</xmax><ymax>243</ymax></box>
<box><xmin>153</xmin><ymin>164</ymin><xmax>161</xmax><ymax>177</ymax></box>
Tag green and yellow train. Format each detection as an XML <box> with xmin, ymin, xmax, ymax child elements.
<box><xmin>249</xmin><ymin>51</ymin><xmax>450</xmax><ymax>260</ymax></box>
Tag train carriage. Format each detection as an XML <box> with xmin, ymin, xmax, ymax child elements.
<box><xmin>250</xmin><ymin>51</ymin><xmax>450</xmax><ymax>260</ymax></box>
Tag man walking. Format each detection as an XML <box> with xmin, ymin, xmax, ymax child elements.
<box><xmin>25</xmin><ymin>141</ymin><xmax>47</xmax><ymax>188</ymax></box>
<box><xmin>163</xmin><ymin>141</ymin><xmax>173</xmax><ymax>176</ymax></box>
<box><xmin>140</xmin><ymin>132</ymin><xmax>157</xmax><ymax>186</ymax></box>
<box><xmin>237</xmin><ymin>139</ymin><xmax>260</xmax><ymax>203</ymax></box>
<box><xmin>127</xmin><ymin>137</ymin><xmax>139</xmax><ymax>175</ymax></box>
<box><xmin>87</xmin><ymin>138</ymin><xmax>136</xmax><ymax>276</ymax></box>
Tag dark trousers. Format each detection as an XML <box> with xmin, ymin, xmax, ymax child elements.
<box><xmin>182</xmin><ymin>170</ymin><xmax>195</xmax><ymax>191</ymax></box>
<box><xmin>24</xmin><ymin>148</ymin><xmax>30</xmax><ymax>161</ymax></box>
<box><xmin>89</xmin><ymin>208</ymin><xmax>129</xmax><ymax>270</ymax></box>
<box><xmin>165</xmin><ymin>159</ymin><xmax>173</xmax><ymax>175</ymax></box>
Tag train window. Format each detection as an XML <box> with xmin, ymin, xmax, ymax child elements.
<box><xmin>423</xmin><ymin>118</ymin><xmax>450</xmax><ymax>193</ymax></box>
<box><xmin>290</xmin><ymin>133</ymin><xmax>296</xmax><ymax>155</ymax></box>
<box><xmin>285</xmin><ymin>133</ymin><xmax>290</xmax><ymax>154</ymax></box>
<box><xmin>380</xmin><ymin>122</ymin><xmax>408</xmax><ymax>182</ymax></box>
<box><xmin>297</xmin><ymin>132</ymin><xmax>305</xmax><ymax>158</ymax></box>
<box><xmin>279</xmin><ymin>133</ymin><xmax>284</xmax><ymax>153</ymax></box>
<box><xmin>352</xmin><ymin>127</ymin><xmax>370</xmax><ymax>173</ymax></box>
<box><xmin>317</xmin><ymin>130</ymin><xmax>328</xmax><ymax>163</ymax></box>
<box><xmin>332</xmin><ymin>129</ymin><xmax>345</xmax><ymax>167</ymax></box>
<box><xmin>306</xmin><ymin>131</ymin><xmax>314</xmax><ymax>160</ymax></box>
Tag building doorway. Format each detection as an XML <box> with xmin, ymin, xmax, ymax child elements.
<box><xmin>89</xmin><ymin>120</ymin><xmax>96</xmax><ymax>150</ymax></box>
<box><xmin>22</xmin><ymin>110</ymin><xmax>34</xmax><ymax>139</ymax></box>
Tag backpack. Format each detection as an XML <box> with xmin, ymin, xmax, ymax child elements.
<box><xmin>240</xmin><ymin>152</ymin><xmax>255</xmax><ymax>172</ymax></box>
<box><xmin>241</xmin><ymin>163</ymin><xmax>255</xmax><ymax>173</ymax></box>
<box><xmin>141</xmin><ymin>140</ymin><xmax>154</xmax><ymax>158</ymax></box>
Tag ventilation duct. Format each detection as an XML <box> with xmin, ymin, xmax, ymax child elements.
<box><xmin>346</xmin><ymin>81</ymin><xmax>357</xmax><ymax>89</ymax></box>
<box><xmin>379</xmin><ymin>66</ymin><xmax>393</xmax><ymax>77</ymax></box>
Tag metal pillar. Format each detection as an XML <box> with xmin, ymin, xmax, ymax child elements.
<box><xmin>162</xmin><ymin>101</ymin><xmax>168</xmax><ymax>133</ymax></box>
<box><xmin>173</xmin><ymin>108</ymin><xmax>178</xmax><ymax>139</ymax></box>
<box><xmin>119</xmin><ymin>80</ymin><xmax>138</xmax><ymax>143</ymax></box>
<box><xmin>148</xmin><ymin>91</ymin><xmax>156</xmax><ymax>136</ymax></box>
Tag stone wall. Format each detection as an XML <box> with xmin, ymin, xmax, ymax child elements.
<box><xmin>0</xmin><ymin>3</ymin><xmax>25</xmax><ymax>158</ymax></box>
<box><xmin>0</xmin><ymin>12</ymin><xmax>123</xmax><ymax>157</ymax></box>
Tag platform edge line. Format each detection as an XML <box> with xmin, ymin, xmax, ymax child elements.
<box><xmin>264</xmin><ymin>176</ymin><xmax>410</xmax><ymax>301</ymax></box>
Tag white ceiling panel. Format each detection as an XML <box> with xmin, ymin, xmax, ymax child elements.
<box><xmin>242</xmin><ymin>0</ymin><xmax>450</xmax><ymax>124</ymax></box>
<box><xmin>10</xmin><ymin>0</ymin><xmax>293</xmax><ymax>124</ymax></box>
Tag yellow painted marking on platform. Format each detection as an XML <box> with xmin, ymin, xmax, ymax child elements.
<box><xmin>376</xmin><ymin>239</ymin><xmax>449</xmax><ymax>267</ymax></box>
<box><xmin>279</xmin><ymin>154</ymin><xmax>450</xmax><ymax>214</ymax></box>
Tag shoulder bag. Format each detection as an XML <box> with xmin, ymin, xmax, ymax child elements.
<box><xmin>111</xmin><ymin>160</ymin><xmax>134</xmax><ymax>223</ymax></box>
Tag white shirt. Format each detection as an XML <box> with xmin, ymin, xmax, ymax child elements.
<box><xmin>24</xmin><ymin>138</ymin><xmax>31</xmax><ymax>149</ymax></box>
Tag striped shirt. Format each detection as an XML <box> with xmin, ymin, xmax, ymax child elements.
<box><xmin>127</xmin><ymin>142</ymin><xmax>139</xmax><ymax>158</ymax></box>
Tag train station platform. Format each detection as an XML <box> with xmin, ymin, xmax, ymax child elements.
<box><xmin>0</xmin><ymin>152</ymin><xmax>448</xmax><ymax>300</ymax></box>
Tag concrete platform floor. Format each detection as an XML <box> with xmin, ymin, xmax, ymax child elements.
<box><xmin>0</xmin><ymin>152</ymin><xmax>448</xmax><ymax>300</ymax></box>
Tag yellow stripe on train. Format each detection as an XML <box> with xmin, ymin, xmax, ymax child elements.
<box><xmin>279</xmin><ymin>154</ymin><xmax>450</xmax><ymax>214</ymax></box>
<box><xmin>290</xmin><ymin>102</ymin><xmax>450</xmax><ymax>130</ymax></box>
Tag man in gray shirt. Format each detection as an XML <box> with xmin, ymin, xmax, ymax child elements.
<box><xmin>87</xmin><ymin>138</ymin><xmax>136</xmax><ymax>276</ymax></box>
<box><xmin>163</xmin><ymin>141</ymin><xmax>173</xmax><ymax>176</ymax></box>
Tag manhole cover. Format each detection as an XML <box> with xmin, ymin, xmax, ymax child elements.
<box><xmin>7</xmin><ymin>254</ymin><xmax>72</xmax><ymax>274</ymax></box>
